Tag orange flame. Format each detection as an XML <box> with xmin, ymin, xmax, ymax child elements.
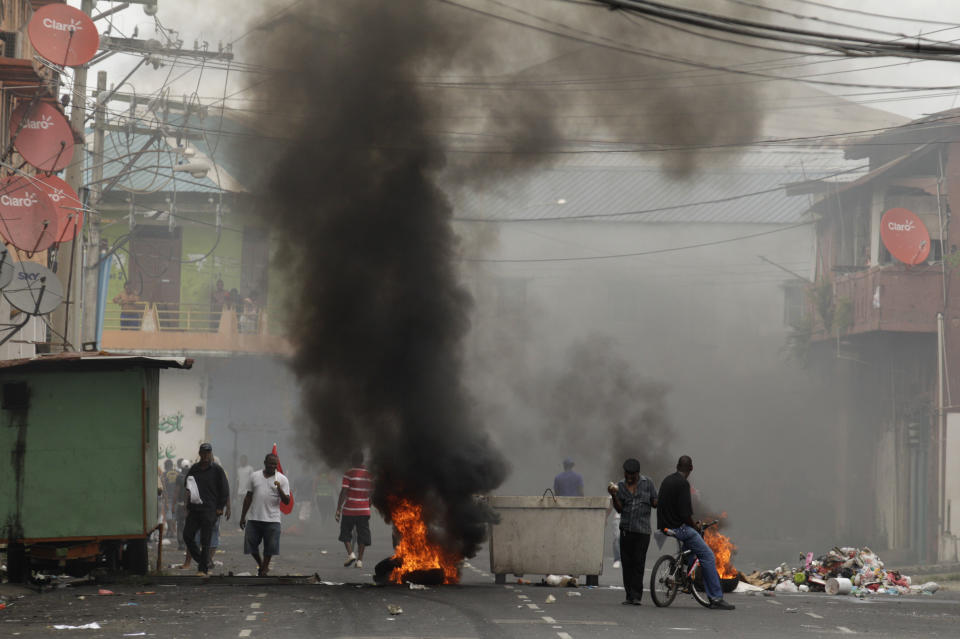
<box><xmin>388</xmin><ymin>497</ymin><xmax>461</xmax><ymax>584</ymax></box>
<box><xmin>703</xmin><ymin>526</ymin><xmax>738</xmax><ymax>579</ymax></box>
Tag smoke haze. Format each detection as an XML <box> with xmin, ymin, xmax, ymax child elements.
<box><xmin>239</xmin><ymin>0</ymin><xmax>788</xmax><ymax>559</ymax></box>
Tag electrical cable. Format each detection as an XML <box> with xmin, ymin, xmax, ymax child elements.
<box><xmin>461</xmin><ymin>220</ymin><xmax>813</xmax><ymax>262</ymax></box>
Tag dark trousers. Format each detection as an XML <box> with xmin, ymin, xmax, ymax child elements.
<box><xmin>182</xmin><ymin>509</ymin><xmax>217</xmax><ymax>572</ymax></box>
<box><xmin>620</xmin><ymin>530</ymin><xmax>651</xmax><ymax>601</ymax></box>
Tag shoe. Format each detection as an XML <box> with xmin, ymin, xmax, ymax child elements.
<box><xmin>709</xmin><ymin>598</ymin><xmax>735</xmax><ymax>610</ymax></box>
<box><xmin>196</xmin><ymin>571</ymin><xmax>209</xmax><ymax>578</ymax></box>
<box><xmin>621</xmin><ymin>598</ymin><xmax>640</xmax><ymax>605</ymax></box>
<box><xmin>344</xmin><ymin>552</ymin><xmax>356</xmax><ymax>567</ymax></box>
<box><xmin>613</xmin><ymin>560</ymin><xmax>621</xmax><ymax>569</ymax></box>
<box><xmin>355</xmin><ymin>560</ymin><xmax>363</xmax><ymax>569</ymax></box>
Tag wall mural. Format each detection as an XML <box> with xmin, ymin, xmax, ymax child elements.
<box><xmin>158</xmin><ymin>410</ymin><xmax>184</xmax><ymax>434</ymax></box>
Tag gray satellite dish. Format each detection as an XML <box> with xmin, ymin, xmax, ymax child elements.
<box><xmin>3</xmin><ymin>261</ymin><xmax>64</xmax><ymax>315</ymax></box>
<box><xmin>0</xmin><ymin>246</ymin><xmax>13</xmax><ymax>290</ymax></box>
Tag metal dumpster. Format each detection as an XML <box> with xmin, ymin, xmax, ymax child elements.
<box><xmin>0</xmin><ymin>354</ymin><xmax>192</xmax><ymax>581</ymax></box>
<box><xmin>488</xmin><ymin>495</ymin><xmax>609</xmax><ymax>585</ymax></box>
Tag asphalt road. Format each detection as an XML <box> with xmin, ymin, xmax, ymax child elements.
<box><xmin>2</xmin><ymin>516</ymin><xmax>958</xmax><ymax>638</ymax></box>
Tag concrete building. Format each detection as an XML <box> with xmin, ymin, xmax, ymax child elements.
<box><xmin>794</xmin><ymin>110</ymin><xmax>960</xmax><ymax>563</ymax></box>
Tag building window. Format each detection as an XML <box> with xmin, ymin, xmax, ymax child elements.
<box><xmin>783</xmin><ymin>282</ymin><xmax>807</xmax><ymax>327</ymax></box>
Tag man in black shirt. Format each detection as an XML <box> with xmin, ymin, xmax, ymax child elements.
<box><xmin>182</xmin><ymin>443</ymin><xmax>230</xmax><ymax>576</ymax></box>
<box><xmin>656</xmin><ymin>455</ymin><xmax>734</xmax><ymax>611</ymax></box>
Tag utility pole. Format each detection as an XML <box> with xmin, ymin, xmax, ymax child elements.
<box><xmin>52</xmin><ymin>0</ymin><xmax>95</xmax><ymax>351</ymax></box>
<box><xmin>81</xmin><ymin>70</ymin><xmax>108</xmax><ymax>347</ymax></box>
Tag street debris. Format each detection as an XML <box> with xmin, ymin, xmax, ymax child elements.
<box><xmin>53</xmin><ymin>622</ymin><xmax>102</xmax><ymax>630</ymax></box>
<box><xmin>408</xmin><ymin>583</ymin><xmax>429</xmax><ymax>590</ymax></box>
<box><xmin>387</xmin><ymin>604</ymin><xmax>403</xmax><ymax>615</ymax></box>
<box><xmin>543</xmin><ymin>574</ymin><xmax>578</xmax><ymax>587</ymax></box>
<box><xmin>741</xmin><ymin>547</ymin><xmax>939</xmax><ymax>597</ymax></box>
<box><xmin>545</xmin><ymin>594</ymin><xmax>556</xmax><ymax>603</ymax></box>
<box><xmin>97</xmin><ymin>589</ymin><xmax>115</xmax><ymax>596</ymax></box>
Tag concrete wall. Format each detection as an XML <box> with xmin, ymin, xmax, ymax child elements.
<box><xmin>158</xmin><ymin>366</ymin><xmax>208</xmax><ymax>465</ymax></box>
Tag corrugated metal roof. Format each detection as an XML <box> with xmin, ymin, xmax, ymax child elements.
<box><xmin>0</xmin><ymin>352</ymin><xmax>193</xmax><ymax>372</ymax></box>
<box><xmin>449</xmin><ymin>149</ymin><xmax>864</xmax><ymax>224</ymax></box>
<box><xmin>87</xmin><ymin>110</ymin><xmax>255</xmax><ymax>196</ymax></box>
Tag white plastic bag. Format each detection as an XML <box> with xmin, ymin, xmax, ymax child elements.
<box><xmin>186</xmin><ymin>476</ymin><xmax>202</xmax><ymax>505</ymax></box>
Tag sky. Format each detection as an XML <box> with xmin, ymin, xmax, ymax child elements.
<box><xmin>60</xmin><ymin>0</ymin><xmax>960</xmax><ymax>125</ymax></box>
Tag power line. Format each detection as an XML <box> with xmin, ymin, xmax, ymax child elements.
<box><xmin>462</xmin><ymin>221</ymin><xmax>812</xmax><ymax>263</ymax></box>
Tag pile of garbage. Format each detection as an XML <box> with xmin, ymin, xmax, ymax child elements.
<box><xmin>741</xmin><ymin>547</ymin><xmax>939</xmax><ymax>597</ymax></box>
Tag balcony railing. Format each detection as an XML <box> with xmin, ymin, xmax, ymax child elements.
<box><xmin>101</xmin><ymin>303</ymin><xmax>290</xmax><ymax>355</ymax></box>
<box><xmin>812</xmin><ymin>265</ymin><xmax>945</xmax><ymax>340</ymax></box>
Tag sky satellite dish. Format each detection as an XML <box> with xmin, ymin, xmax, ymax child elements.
<box><xmin>8</xmin><ymin>101</ymin><xmax>75</xmax><ymax>172</ymax></box>
<box><xmin>3</xmin><ymin>261</ymin><xmax>64</xmax><ymax>315</ymax></box>
<box><xmin>34</xmin><ymin>174</ymin><xmax>83</xmax><ymax>243</ymax></box>
<box><xmin>0</xmin><ymin>245</ymin><xmax>14</xmax><ymax>290</ymax></box>
<box><xmin>0</xmin><ymin>175</ymin><xmax>59</xmax><ymax>253</ymax></box>
<box><xmin>880</xmin><ymin>208</ymin><xmax>931</xmax><ymax>266</ymax></box>
<box><xmin>28</xmin><ymin>3</ymin><xmax>100</xmax><ymax>67</ymax></box>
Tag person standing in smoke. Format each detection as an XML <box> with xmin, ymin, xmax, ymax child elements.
<box><xmin>608</xmin><ymin>458</ymin><xmax>657</xmax><ymax>605</ymax></box>
<box><xmin>553</xmin><ymin>458</ymin><xmax>584</xmax><ymax>496</ymax></box>
<box><xmin>239</xmin><ymin>453</ymin><xmax>290</xmax><ymax>577</ymax></box>
<box><xmin>336</xmin><ymin>451</ymin><xmax>373</xmax><ymax>569</ymax></box>
<box><xmin>182</xmin><ymin>443</ymin><xmax>230</xmax><ymax>576</ymax></box>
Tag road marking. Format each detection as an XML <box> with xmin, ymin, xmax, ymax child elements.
<box><xmin>238</xmin><ymin>631</ymin><xmax>251</xmax><ymax>638</ymax></box>
<box><xmin>806</xmin><ymin>612</ymin><xmax>823</xmax><ymax>619</ymax></box>
<box><xmin>250</xmin><ymin>603</ymin><xmax>261</xmax><ymax>609</ymax></box>
<box><xmin>527</xmin><ymin>603</ymin><xmax>541</xmax><ymax>610</ymax></box>
<box><xmin>517</xmin><ymin>595</ymin><xmax>529</xmax><ymax>600</ymax></box>
<box><xmin>256</xmin><ymin>593</ymin><xmax>267</xmax><ymax>598</ymax></box>
<box><xmin>493</xmin><ymin>620</ymin><xmax>616</xmax><ymax>626</ymax></box>
<box><xmin>542</xmin><ymin>616</ymin><xmax>556</xmax><ymax>624</ymax></box>
<box><xmin>837</xmin><ymin>627</ymin><xmax>855</xmax><ymax>634</ymax></box>
<box><xmin>505</xmin><ymin>585</ymin><xmax>514</xmax><ymax>589</ymax></box>
<box><xmin>245</xmin><ymin>615</ymin><xmax>256</xmax><ymax>621</ymax></box>
<box><xmin>557</xmin><ymin>633</ymin><xmax>573</xmax><ymax>639</ymax></box>
<box><xmin>767</xmin><ymin>599</ymin><xmax>782</xmax><ymax>605</ymax></box>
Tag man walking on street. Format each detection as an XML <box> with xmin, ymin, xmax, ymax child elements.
<box><xmin>608</xmin><ymin>458</ymin><xmax>657</xmax><ymax>605</ymax></box>
<box><xmin>239</xmin><ymin>453</ymin><xmax>290</xmax><ymax>576</ymax></box>
<box><xmin>553</xmin><ymin>458</ymin><xmax>584</xmax><ymax>497</ymax></box>
<box><xmin>336</xmin><ymin>451</ymin><xmax>372</xmax><ymax>569</ymax></box>
<box><xmin>182</xmin><ymin>443</ymin><xmax>230</xmax><ymax>576</ymax></box>
<box><xmin>657</xmin><ymin>455</ymin><xmax>735</xmax><ymax>611</ymax></box>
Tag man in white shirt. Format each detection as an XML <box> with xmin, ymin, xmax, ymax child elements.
<box><xmin>239</xmin><ymin>453</ymin><xmax>291</xmax><ymax>576</ymax></box>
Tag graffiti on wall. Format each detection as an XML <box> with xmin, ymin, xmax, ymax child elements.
<box><xmin>159</xmin><ymin>410</ymin><xmax>184</xmax><ymax>434</ymax></box>
<box><xmin>158</xmin><ymin>444</ymin><xmax>177</xmax><ymax>461</ymax></box>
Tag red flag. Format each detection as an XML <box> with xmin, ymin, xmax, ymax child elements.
<box><xmin>272</xmin><ymin>443</ymin><xmax>295</xmax><ymax>515</ymax></box>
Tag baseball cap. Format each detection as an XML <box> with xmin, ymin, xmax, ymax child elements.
<box><xmin>199</xmin><ymin>442</ymin><xmax>213</xmax><ymax>452</ymax></box>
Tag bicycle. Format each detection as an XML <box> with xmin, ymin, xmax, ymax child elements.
<box><xmin>649</xmin><ymin>520</ymin><xmax>719</xmax><ymax>608</ymax></box>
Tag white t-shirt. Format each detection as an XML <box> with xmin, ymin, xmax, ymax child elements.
<box><xmin>236</xmin><ymin>464</ymin><xmax>254</xmax><ymax>497</ymax></box>
<box><xmin>244</xmin><ymin>470</ymin><xmax>290</xmax><ymax>523</ymax></box>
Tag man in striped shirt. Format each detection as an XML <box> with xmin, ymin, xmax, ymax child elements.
<box><xmin>336</xmin><ymin>451</ymin><xmax>373</xmax><ymax>568</ymax></box>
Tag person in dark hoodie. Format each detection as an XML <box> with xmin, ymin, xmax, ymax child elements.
<box><xmin>182</xmin><ymin>443</ymin><xmax>230</xmax><ymax>576</ymax></box>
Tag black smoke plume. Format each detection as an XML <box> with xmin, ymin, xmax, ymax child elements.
<box><xmin>240</xmin><ymin>0</ymin><xmax>767</xmax><ymax>556</ymax></box>
<box><xmin>543</xmin><ymin>336</ymin><xmax>675</xmax><ymax>481</ymax></box>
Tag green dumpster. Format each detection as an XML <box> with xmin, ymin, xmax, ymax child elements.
<box><xmin>0</xmin><ymin>353</ymin><xmax>192</xmax><ymax>580</ymax></box>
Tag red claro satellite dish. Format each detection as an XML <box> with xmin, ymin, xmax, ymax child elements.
<box><xmin>0</xmin><ymin>175</ymin><xmax>58</xmax><ymax>253</ymax></box>
<box><xmin>34</xmin><ymin>175</ymin><xmax>83</xmax><ymax>243</ymax></box>
<box><xmin>8</xmin><ymin>101</ymin><xmax>75</xmax><ymax>172</ymax></box>
<box><xmin>880</xmin><ymin>207</ymin><xmax>931</xmax><ymax>265</ymax></box>
<box><xmin>28</xmin><ymin>4</ymin><xmax>100</xmax><ymax>67</ymax></box>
